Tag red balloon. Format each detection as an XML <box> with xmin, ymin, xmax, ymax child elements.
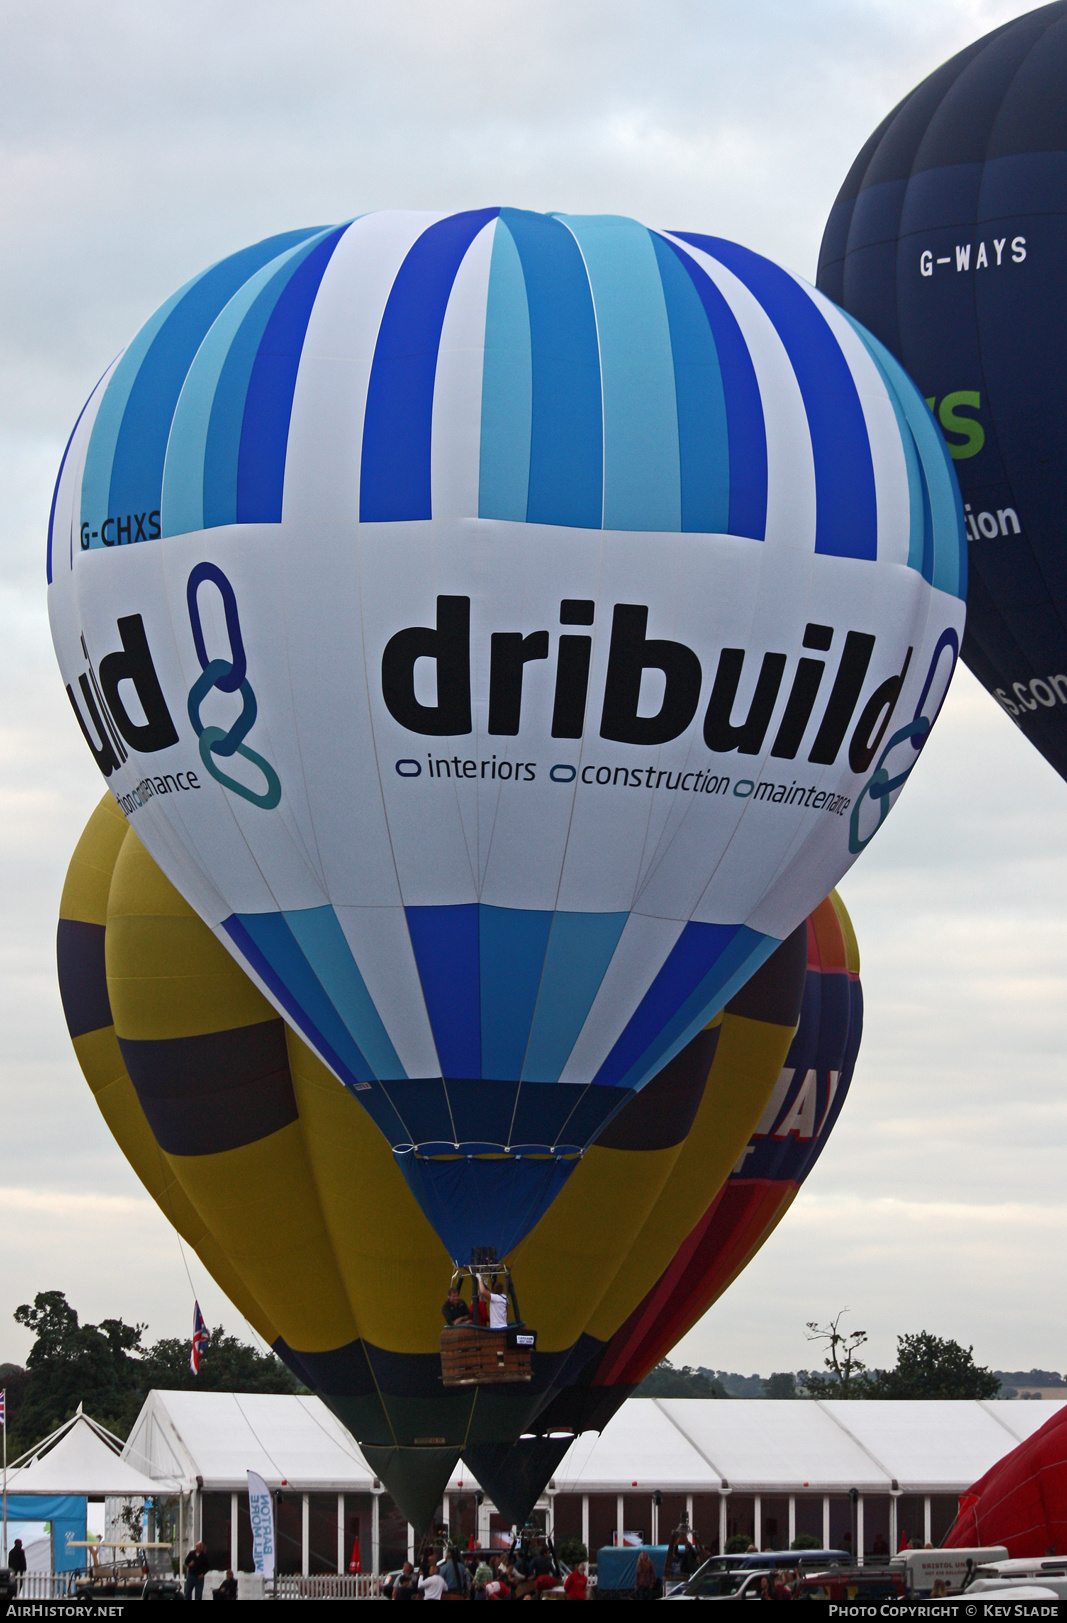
<box><xmin>946</xmin><ymin>1405</ymin><xmax>1067</xmax><ymax>1558</ymax></box>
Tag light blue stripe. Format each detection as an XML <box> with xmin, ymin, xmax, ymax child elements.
<box><xmin>650</xmin><ymin>230</ymin><xmax>730</xmax><ymax>534</ymax></box>
<box><xmin>160</xmin><ymin>236</ymin><xmax>327</xmax><ymax>538</ymax></box>
<box><xmin>283</xmin><ymin>906</ymin><xmax>407</xmax><ymax>1081</ymax></box>
<box><xmin>521</xmin><ymin>911</ymin><xmax>628</xmax><ymax>1083</ymax></box>
<box><xmin>79</xmin><ymin>275</ymin><xmax>203</xmax><ymax>535</ymax></box>
<box><xmin>479</xmin><ymin>219</ymin><xmax>532</xmax><ymax>522</ymax></box>
<box><xmin>479</xmin><ymin>906</ymin><xmax>553</xmax><ymax>1080</ymax></box>
<box><xmin>847</xmin><ymin>318</ymin><xmax>966</xmax><ymax>599</ymax></box>
<box><xmin>560</xmin><ymin>215</ymin><xmax>681</xmax><ymax>532</ymax></box>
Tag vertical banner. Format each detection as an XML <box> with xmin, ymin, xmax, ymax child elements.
<box><xmin>246</xmin><ymin>1471</ymin><xmax>275</xmax><ymax>1579</ymax></box>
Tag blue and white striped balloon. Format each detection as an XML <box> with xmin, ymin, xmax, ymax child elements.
<box><xmin>48</xmin><ymin>210</ymin><xmax>965</xmax><ymax>1261</ymax></box>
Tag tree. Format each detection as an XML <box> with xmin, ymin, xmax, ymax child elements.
<box><xmin>635</xmin><ymin>1360</ymin><xmax>729</xmax><ymax>1399</ymax></box>
<box><xmin>874</xmin><ymin>1332</ymin><xmax>1000</xmax><ymax>1400</ymax></box>
<box><xmin>4</xmin><ymin>1291</ymin><xmax>303</xmax><ymax>1455</ymax></box>
<box><xmin>138</xmin><ymin>1327</ymin><xmax>303</xmax><ymax>1396</ymax></box>
<box><xmin>801</xmin><ymin>1309</ymin><xmax>870</xmax><ymax>1396</ymax></box>
<box><xmin>763</xmin><ymin>1372</ymin><xmax>797</xmax><ymax>1399</ymax></box>
<box><xmin>10</xmin><ymin>1291</ymin><xmax>148</xmax><ymax>1447</ymax></box>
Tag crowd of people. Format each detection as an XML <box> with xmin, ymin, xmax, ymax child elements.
<box><xmin>382</xmin><ymin>1537</ymin><xmax>586</xmax><ymax>1600</ymax></box>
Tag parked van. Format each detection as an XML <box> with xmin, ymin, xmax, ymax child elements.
<box><xmin>889</xmin><ymin>1546</ymin><xmax>1008</xmax><ymax>1595</ymax></box>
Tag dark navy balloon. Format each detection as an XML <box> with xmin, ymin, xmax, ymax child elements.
<box><xmin>819</xmin><ymin>2</ymin><xmax>1067</xmax><ymax>778</ymax></box>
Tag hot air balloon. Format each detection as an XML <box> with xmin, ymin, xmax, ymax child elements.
<box><xmin>946</xmin><ymin>1403</ymin><xmax>1067</xmax><ymax>1557</ymax></box>
<box><xmin>818</xmin><ymin>2</ymin><xmax>1067</xmax><ymax>781</ymax></box>
<box><xmin>575</xmin><ymin>889</ymin><xmax>862</xmax><ymax>1406</ymax></box>
<box><xmin>59</xmin><ymin>795</ymin><xmax>807</xmax><ymax>1529</ymax></box>
<box><xmin>50</xmin><ymin>211</ymin><xmax>964</xmax><ymax>1273</ymax></box>
<box><xmin>469</xmin><ymin>891</ymin><xmax>862</xmax><ymax>1527</ymax></box>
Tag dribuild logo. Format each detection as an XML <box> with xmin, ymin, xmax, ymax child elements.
<box><xmin>65</xmin><ymin>565</ymin><xmax>280</xmax><ymax>815</ymax></box>
<box><xmin>381</xmin><ymin>594</ymin><xmax>918</xmax><ymax>772</ymax></box>
<box><xmin>382</xmin><ymin>595</ymin><xmax>957</xmax><ymax>853</ymax></box>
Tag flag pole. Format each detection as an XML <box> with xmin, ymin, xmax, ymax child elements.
<box><xmin>2</xmin><ymin>1387</ymin><xmax>7</xmax><ymax>1566</ymax></box>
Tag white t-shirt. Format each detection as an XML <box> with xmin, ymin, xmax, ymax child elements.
<box><xmin>419</xmin><ymin>1572</ymin><xmax>446</xmax><ymax>1600</ymax></box>
<box><xmin>488</xmin><ymin>1291</ymin><xmax>508</xmax><ymax>1329</ymax></box>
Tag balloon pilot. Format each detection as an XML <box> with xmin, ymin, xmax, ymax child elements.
<box><xmin>439</xmin><ymin>1249</ymin><xmax>537</xmax><ymax>1386</ymax></box>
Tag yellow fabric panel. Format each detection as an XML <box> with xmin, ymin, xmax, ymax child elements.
<box><xmin>59</xmin><ymin>793</ymin><xmax>128</xmax><ymax>925</ymax></box>
<box><xmin>507</xmin><ymin>1140</ymin><xmax>686</xmax><ymax>1353</ymax></box>
<box><xmin>70</xmin><ymin>1030</ymin><xmax>280</xmax><ymax>1345</ymax></box>
<box><xmin>829</xmin><ymin>889</ymin><xmax>860</xmax><ymax>975</ymax></box>
<box><xmin>582</xmin><ymin>1009</ymin><xmax>797</xmax><ymax>1344</ymax></box>
<box><xmin>285</xmin><ymin>1031</ymin><xmax>451</xmax><ymax>1354</ymax></box>
<box><xmin>106</xmin><ymin>829</ymin><xmax>273</xmax><ymax>1040</ymax></box>
<box><xmin>165</xmin><ymin>1121</ymin><xmax>360</xmax><ymax>1353</ymax></box>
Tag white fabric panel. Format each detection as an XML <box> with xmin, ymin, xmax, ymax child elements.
<box><xmin>431</xmin><ymin>219</ymin><xmax>494</xmax><ymax>520</ymax></box>
<box><xmin>282</xmin><ymin>212</ymin><xmax>443</xmax><ymax>529</ymax></box>
<box><xmin>359</xmin><ymin>519</ymin><xmax>480</xmax><ymax>906</ymax></box>
<box><xmin>277</xmin><ymin>520</ymin><xmax>404</xmax><ymax>908</ymax></box>
<box><xmin>159</xmin><ymin>529</ymin><xmax>330</xmax><ymax>913</ymax></box>
<box><xmin>471</xmin><ymin>518</ymin><xmax>604</xmax><ymax>911</ymax></box>
<box><xmin>333</xmin><ymin>904</ymin><xmax>440</xmax><ymax>1078</ymax></box>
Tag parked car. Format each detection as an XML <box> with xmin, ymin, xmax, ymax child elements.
<box><xmin>793</xmin><ymin>1568</ymin><xmax>906</xmax><ymax>1603</ymax></box>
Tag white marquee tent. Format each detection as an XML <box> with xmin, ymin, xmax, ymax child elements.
<box><xmin>547</xmin><ymin>1397</ymin><xmax>1065</xmax><ymax>1496</ymax></box>
<box><xmin>115</xmin><ymin>1392</ymin><xmax>1067</xmax><ymax>1575</ymax></box>
<box><xmin>5</xmin><ymin>1409</ymin><xmax>176</xmax><ymax>1498</ymax></box>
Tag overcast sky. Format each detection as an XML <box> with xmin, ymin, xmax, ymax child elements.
<box><xmin>2</xmin><ymin>0</ymin><xmax>1060</xmax><ymax>1385</ymax></box>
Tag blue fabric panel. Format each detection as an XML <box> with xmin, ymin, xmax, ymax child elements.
<box><xmin>978</xmin><ymin>150</ymin><xmax>1067</xmax><ymax>220</ymax></box>
<box><xmin>680</xmin><ymin>233</ymin><xmax>879</xmax><ymax>563</ymax></box>
<box><xmin>272</xmin><ymin>1336</ymin><xmax>381</xmax><ymax>1399</ymax></box>
<box><xmin>848</xmin><ymin>319</ymin><xmax>966</xmax><ymax>598</ymax></box>
<box><xmin>899</xmin><ymin>161</ymin><xmax>982</xmax><ymax>235</ymax></box>
<box><xmin>650</xmin><ymin>231</ymin><xmax>730</xmax><ymax>535</ymax></box>
<box><xmin>917</xmin><ymin>440</ymin><xmax>936</xmax><ymax>588</ymax></box>
<box><xmin>437</xmin><ymin>1078</ymin><xmax>518</xmax><ymax>1150</ymax></box>
<box><xmin>597</xmin><ymin>1548</ymin><xmax>670</xmax><ymax>1592</ymax></box>
<box><xmin>202</xmin><ymin>250</ymin><xmax>316</xmax><ymax>529</ymax></box>
<box><xmin>283</xmin><ymin>905</ymin><xmax>407</xmax><ymax>1080</ymax></box>
<box><xmin>479</xmin><ymin>905</ymin><xmax>554</xmax><ymax>1080</ymax></box>
<box><xmin>520</xmin><ymin>910</ymin><xmax>629</xmax><ymax>1083</ymax></box>
<box><xmin>47</xmin><ymin>382</ymin><xmax>98</xmax><ymax>582</ymax></box>
<box><xmin>405</xmin><ymin>903</ymin><xmax>482</xmax><ymax>1079</ymax></box>
<box><xmin>387</xmin><ymin>1078</ymin><xmax>457</xmax><ymax>1147</ymax></box>
<box><xmin>559</xmin><ymin>215</ymin><xmax>680</xmax><ymax>532</ymax></box>
<box><xmin>359</xmin><ymin>208</ymin><xmax>499</xmax><ymax>522</ymax></box>
<box><xmin>106</xmin><ymin>231</ymin><xmax>321</xmax><ymax>526</ymax></box>
<box><xmin>593</xmin><ymin>922</ymin><xmax>779</xmax><ymax>1092</ymax></box>
<box><xmin>509</xmin><ymin>1079</ymin><xmax>632</xmax><ymax>1151</ymax></box>
<box><xmin>661</xmin><ymin>236</ymin><xmax>767</xmax><ymax>541</ymax></box>
<box><xmin>81</xmin><ymin>281</ymin><xmax>195</xmax><ymax>539</ymax></box>
<box><xmin>845</xmin><ymin>176</ymin><xmax>907</xmax><ymax>254</ymax></box>
<box><xmin>500</xmin><ymin>209</ymin><xmax>603</xmax><ymax>529</ymax></box>
<box><xmin>479</xmin><ymin>218</ymin><xmax>533</xmax><ymax>522</ymax></box>
<box><xmin>163</xmin><ymin>231</ymin><xmax>332</xmax><ymax>536</ymax></box>
<box><xmin>236</xmin><ymin>225</ymin><xmax>348</xmax><ymax>523</ymax></box>
<box><xmin>223</xmin><ymin>912</ymin><xmax>374</xmax><ymax>1082</ymax></box>
<box><xmin>396</xmin><ymin>1151</ymin><xmax>578</xmax><ymax>1263</ymax></box>
<box><xmin>6</xmin><ymin>1497</ymin><xmax>88</xmax><ymax>1573</ymax></box>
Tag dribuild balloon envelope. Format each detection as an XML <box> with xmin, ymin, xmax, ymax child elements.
<box><xmin>819</xmin><ymin>2</ymin><xmax>1067</xmax><ymax>781</ymax></box>
<box><xmin>48</xmin><ymin>209</ymin><xmax>965</xmax><ymax>1263</ymax></box>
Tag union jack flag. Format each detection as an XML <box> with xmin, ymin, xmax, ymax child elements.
<box><xmin>190</xmin><ymin>1303</ymin><xmax>209</xmax><ymax>1376</ymax></box>
<box><xmin>0</xmin><ymin>1388</ymin><xmax>5</xmax><ymax>1427</ymax></box>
